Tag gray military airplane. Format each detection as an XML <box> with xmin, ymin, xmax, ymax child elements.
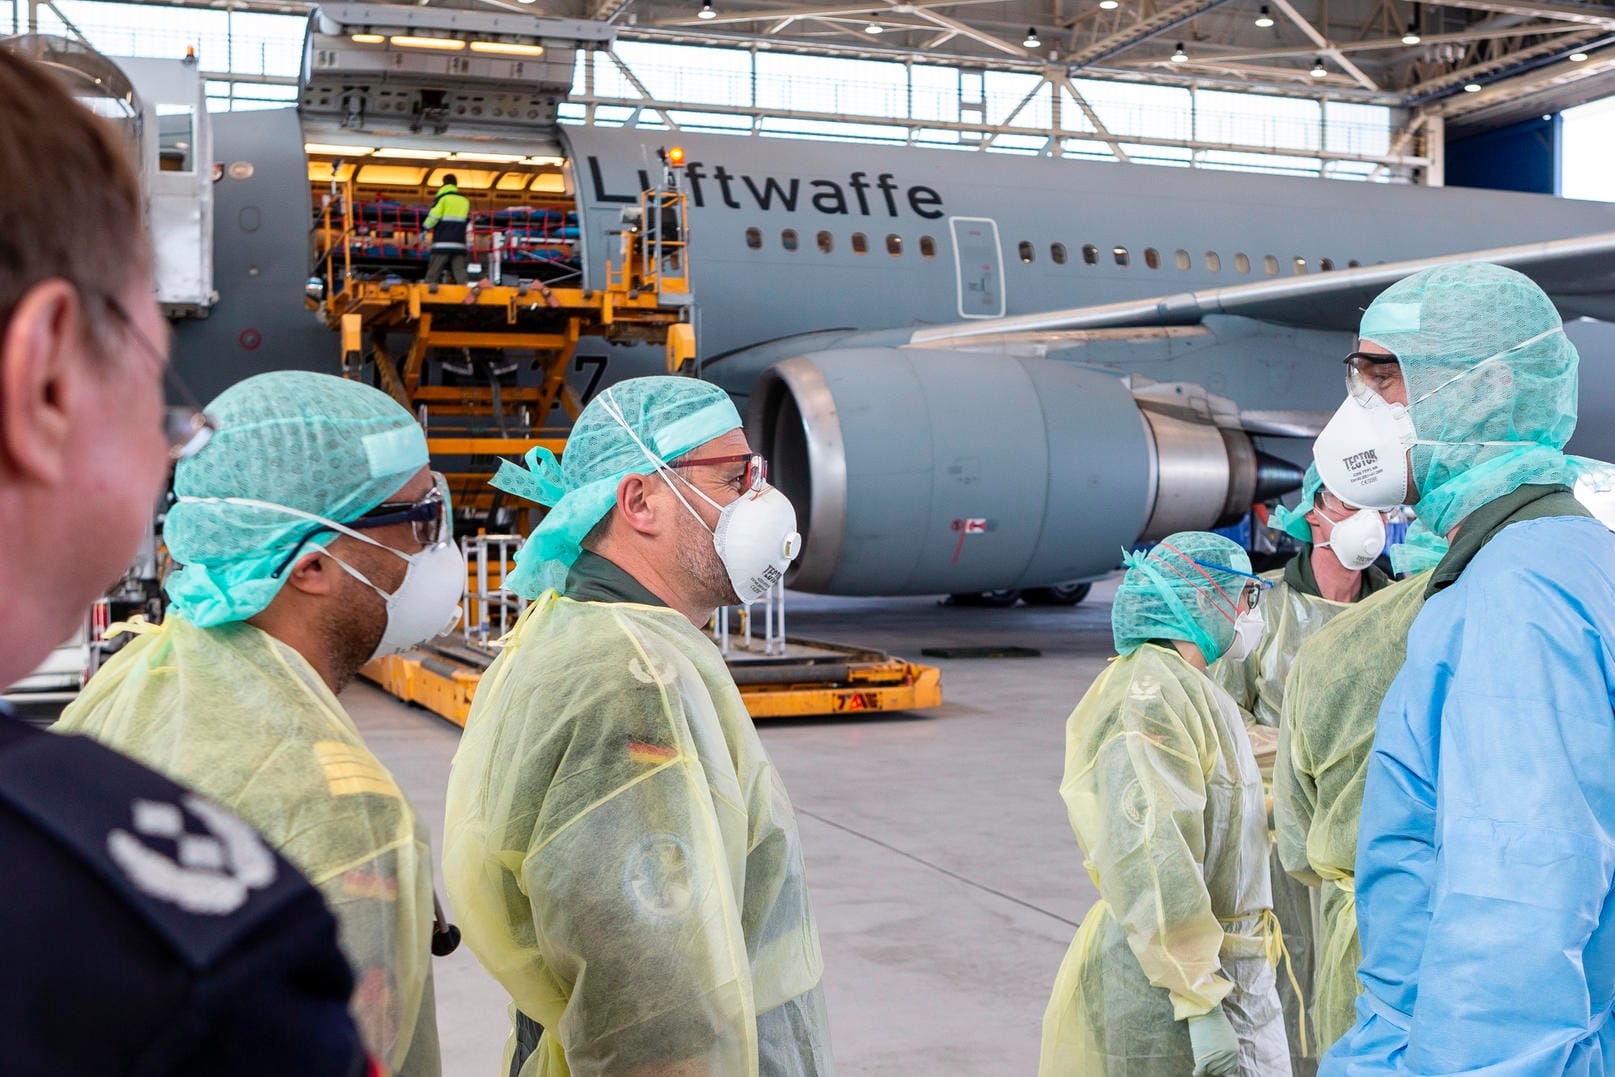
<box><xmin>170</xmin><ymin>5</ymin><xmax>1615</xmax><ymax>603</ymax></box>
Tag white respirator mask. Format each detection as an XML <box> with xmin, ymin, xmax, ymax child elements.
<box><xmin>323</xmin><ymin>539</ymin><xmax>466</xmax><ymax>660</ymax></box>
<box><xmin>1225</xmin><ymin>606</ymin><xmax>1265</xmax><ymax>661</ymax></box>
<box><xmin>1315</xmin><ymin>505</ymin><xmax>1387</xmax><ymax>571</ymax></box>
<box><xmin>1312</xmin><ymin>393</ymin><xmax>1418</xmax><ymax>512</ymax></box>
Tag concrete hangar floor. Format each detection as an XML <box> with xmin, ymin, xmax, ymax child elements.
<box><xmin>358</xmin><ymin>584</ymin><xmax>1116</xmax><ymax>1075</ymax></box>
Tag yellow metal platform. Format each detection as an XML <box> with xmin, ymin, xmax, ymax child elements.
<box><xmin>362</xmin><ymin>634</ymin><xmax>942</xmax><ymax>725</ymax></box>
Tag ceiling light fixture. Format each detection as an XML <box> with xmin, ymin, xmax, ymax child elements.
<box><xmin>469</xmin><ymin>40</ymin><xmax>545</xmax><ymax>55</ymax></box>
<box><xmin>377</xmin><ymin>147</ymin><xmax>452</xmax><ymax>160</ymax></box>
<box><xmin>1171</xmin><ymin>42</ymin><xmax>1188</xmax><ymax>62</ymax></box>
<box><xmin>697</xmin><ymin>0</ymin><xmax>716</xmax><ymax>18</ymax></box>
<box><xmin>865</xmin><ymin>20</ymin><xmax>883</xmax><ymax>33</ymax></box>
<box><xmin>304</xmin><ymin>142</ymin><xmax>374</xmax><ymax>156</ymax></box>
<box><xmin>1254</xmin><ymin>5</ymin><xmax>1274</xmax><ymax>27</ymax></box>
<box><xmin>390</xmin><ymin>35</ymin><xmax>464</xmax><ymax>50</ymax></box>
<box><xmin>1098</xmin><ymin>0</ymin><xmax>1120</xmax><ymax>10</ymax></box>
<box><xmin>1401</xmin><ymin>23</ymin><xmax>1421</xmax><ymax>44</ymax></box>
<box><xmin>451</xmin><ymin>152</ymin><xmax>530</xmax><ymax>163</ymax></box>
<box><xmin>1570</xmin><ymin>51</ymin><xmax>1590</xmax><ymax>62</ymax></box>
<box><xmin>350</xmin><ymin>33</ymin><xmax>384</xmax><ymax>44</ymax></box>
<box><xmin>1024</xmin><ymin>26</ymin><xmax>1041</xmax><ymax>47</ymax></box>
<box><xmin>1311</xmin><ymin>56</ymin><xmax>1327</xmax><ymax>77</ymax></box>
<box><xmin>1463</xmin><ymin>81</ymin><xmax>1482</xmax><ymax>91</ymax></box>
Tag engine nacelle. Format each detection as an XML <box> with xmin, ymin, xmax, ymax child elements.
<box><xmin>747</xmin><ymin>347</ymin><xmax>1295</xmax><ymax>596</ymax></box>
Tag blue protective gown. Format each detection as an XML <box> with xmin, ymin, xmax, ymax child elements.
<box><xmin>1322</xmin><ymin>515</ymin><xmax>1615</xmax><ymax>1076</ymax></box>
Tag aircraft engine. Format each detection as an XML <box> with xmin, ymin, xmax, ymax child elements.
<box><xmin>746</xmin><ymin>347</ymin><xmax>1301</xmax><ymax>595</ymax></box>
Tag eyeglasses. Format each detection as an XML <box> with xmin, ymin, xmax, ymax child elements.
<box><xmin>269</xmin><ymin>472</ymin><xmax>451</xmax><ymax>579</ymax></box>
<box><xmin>673</xmin><ymin>452</ymin><xmax>768</xmax><ymax>491</ymax></box>
<box><xmin>103</xmin><ymin>295</ymin><xmax>218</xmax><ymax>462</ymax></box>
<box><xmin>1344</xmin><ymin>350</ymin><xmax>1403</xmax><ymax>403</ymax></box>
<box><xmin>1186</xmin><ymin>556</ymin><xmax>1274</xmax><ymax>610</ymax></box>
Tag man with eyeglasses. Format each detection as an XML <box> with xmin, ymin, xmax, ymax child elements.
<box><xmin>443</xmin><ymin>375</ymin><xmax>833</xmax><ymax>1077</ymax></box>
<box><xmin>0</xmin><ymin>46</ymin><xmax>378</xmax><ymax>1076</ymax></box>
<box><xmin>1311</xmin><ymin>263</ymin><xmax>1615</xmax><ymax>1075</ymax></box>
<box><xmin>1210</xmin><ymin>464</ymin><xmax>1393</xmax><ymax>1075</ymax></box>
<box><xmin>58</xmin><ymin>370</ymin><xmax>456</xmax><ymax>1076</ymax></box>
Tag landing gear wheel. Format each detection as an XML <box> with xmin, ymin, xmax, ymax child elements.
<box><xmin>950</xmin><ymin>589</ymin><xmax>1023</xmax><ymax>608</ymax></box>
<box><xmin>1022</xmin><ymin>583</ymin><xmax>1093</xmax><ymax>607</ymax></box>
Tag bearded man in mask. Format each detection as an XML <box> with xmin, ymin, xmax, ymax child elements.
<box><xmin>57</xmin><ymin>370</ymin><xmax>457</xmax><ymax>1077</ymax></box>
<box><xmin>444</xmin><ymin>375</ymin><xmax>833</xmax><ymax>1077</ymax></box>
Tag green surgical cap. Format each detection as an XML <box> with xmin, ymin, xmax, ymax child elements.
<box><xmin>1113</xmin><ymin>531</ymin><xmax>1252</xmax><ymax>665</ymax></box>
<box><xmin>164</xmin><ymin>372</ymin><xmax>428</xmax><ymax>628</ymax></box>
<box><xmin>1359</xmin><ymin>262</ymin><xmax>1578</xmax><ymax>535</ymax></box>
<box><xmin>1270</xmin><ymin>463</ymin><xmax>1325</xmax><ymax>543</ymax></box>
<box><xmin>1387</xmin><ymin>520</ymin><xmax>1448</xmax><ymax>578</ymax></box>
<box><xmin>494</xmin><ymin>376</ymin><xmax>740</xmax><ymax>598</ymax></box>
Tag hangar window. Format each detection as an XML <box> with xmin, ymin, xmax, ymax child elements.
<box><xmin>1293</xmin><ymin>257</ymin><xmax>1308</xmax><ymax>274</ymax></box>
<box><xmin>745</xmin><ymin>227</ymin><xmax>762</xmax><ymax>250</ymax></box>
<box><xmin>1144</xmin><ymin>247</ymin><xmax>1160</xmax><ymax>269</ymax></box>
<box><xmin>817</xmin><ymin>230</ymin><xmax>833</xmax><ymax>253</ymax></box>
<box><xmin>852</xmin><ymin>232</ymin><xmax>868</xmax><ymax>254</ymax></box>
<box><xmin>1051</xmin><ymin>242</ymin><xmax>1067</xmax><ymax>264</ymax></box>
<box><xmin>1234</xmin><ymin>252</ymin><xmax>1251</xmax><ymax>274</ymax></box>
<box><xmin>1347</xmin><ymin>259</ymin><xmax>1361</xmax><ymax>268</ymax></box>
<box><xmin>887</xmin><ymin>234</ymin><xmax>903</xmax><ymax>256</ymax></box>
<box><xmin>920</xmin><ymin>235</ymin><xmax>937</xmax><ymax>258</ymax></box>
<box><xmin>1264</xmin><ymin>254</ymin><xmax>1280</xmax><ymax>275</ymax></box>
<box><xmin>781</xmin><ymin>229</ymin><xmax>799</xmax><ymax>252</ymax></box>
<box><xmin>1319</xmin><ymin>257</ymin><xmax>1335</xmax><ymax>271</ymax></box>
<box><xmin>1175</xmin><ymin>249</ymin><xmax>1191</xmax><ymax>271</ymax></box>
<box><xmin>1113</xmin><ymin>246</ymin><xmax>1130</xmax><ymax>267</ymax></box>
<box><xmin>1204</xmin><ymin>251</ymin><xmax>1221</xmax><ymax>272</ymax></box>
<box><xmin>1082</xmin><ymin>244</ymin><xmax>1099</xmax><ymax>266</ymax></box>
<box><xmin>1019</xmin><ymin>240</ymin><xmax>1035</xmax><ymax>263</ymax></box>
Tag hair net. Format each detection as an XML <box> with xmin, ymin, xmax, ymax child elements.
<box><xmin>164</xmin><ymin>372</ymin><xmax>429</xmax><ymax>628</ymax></box>
<box><xmin>1387</xmin><ymin>520</ymin><xmax>1448</xmax><ymax>578</ymax></box>
<box><xmin>1358</xmin><ymin>262</ymin><xmax>1578</xmax><ymax>535</ymax></box>
<box><xmin>1113</xmin><ymin>531</ymin><xmax>1253</xmax><ymax>664</ymax></box>
<box><xmin>1270</xmin><ymin>463</ymin><xmax>1325</xmax><ymax>543</ymax></box>
<box><xmin>493</xmin><ymin>376</ymin><xmax>741</xmax><ymax>598</ymax></box>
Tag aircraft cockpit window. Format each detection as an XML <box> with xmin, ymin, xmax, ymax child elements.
<box><xmin>818</xmin><ymin>231</ymin><xmax>834</xmax><ymax>253</ymax></box>
<box><xmin>1174</xmin><ymin>249</ymin><xmax>1191</xmax><ymax>271</ymax></box>
<box><xmin>1051</xmin><ymin>243</ymin><xmax>1067</xmax><ymax>264</ymax></box>
<box><xmin>1144</xmin><ymin>248</ymin><xmax>1160</xmax><ymax>269</ymax></box>
<box><xmin>1319</xmin><ymin>258</ymin><xmax>1335</xmax><ymax>271</ymax></box>
<box><xmin>1112</xmin><ymin>246</ymin><xmax>1129</xmax><ymax>267</ymax></box>
<box><xmin>1082</xmin><ymin>244</ymin><xmax>1099</xmax><ymax>266</ymax></box>
<box><xmin>1293</xmin><ymin>257</ymin><xmax>1308</xmax><ymax>274</ymax></box>
<box><xmin>1018</xmin><ymin>241</ymin><xmax>1035</xmax><ymax>264</ymax></box>
<box><xmin>746</xmin><ymin>227</ymin><xmax>762</xmax><ymax>251</ymax></box>
<box><xmin>887</xmin><ymin>234</ymin><xmax>903</xmax><ymax>256</ymax></box>
<box><xmin>782</xmin><ymin>229</ymin><xmax>799</xmax><ymax>252</ymax></box>
<box><xmin>1234</xmin><ymin>253</ymin><xmax>1251</xmax><ymax>274</ymax></box>
<box><xmin>852</xmin><ymin>232</ymin><xmax>869</xmax><ymax>255</ymax></box>
<box><xmin>1263</xmin><ymin>254</ymin><xmax>1280</xmax><ymax>275</ymax></box>
<box><xmin>157</xmin><ymin>105</ymin><xmax>195</xmax><ymax>174</ymax></box>
<box><xmin>920</xmin><ymin>235</ymin><xmax>937</xmax><ymax>258</ymax></box>
<box><xmin>1204</xmin><ymin>251</ymin><xmax>1221</xmax><ymax>272</ymax></box>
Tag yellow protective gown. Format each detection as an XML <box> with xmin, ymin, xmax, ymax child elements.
<box><xmin>1209</xmin><ymin>563</ymin><xmax>1383</xmax><ymax>1074</ymax></box>
<box><xmin>1040</xmin><ymin>644</ymin><xmax>1288</xmax><ymax>1077</ymax></box>
<box><xmin>1272</xmin><ymin>572</ymin><xmax>1431</xmax><ymax>1054</ymax></box>
<box><xmin>54</xmin><ymin>617</ymin><xmax>439</xmax><ymax>1076</ymax></box>
<box><xmin>443</xmin><ymin>592</ymin><xmax>832</xmax><ymax>1077</ymax></box>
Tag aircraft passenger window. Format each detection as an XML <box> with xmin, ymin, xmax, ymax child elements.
<box><xmin>1082</xmin><ymin>244</ymin><xmax>1099</xmax><ymax>266</ymax></box>
<box><xmin>1348</xmin><ymin>259</ymin><xmax>1361</xmax><ymax>268</ymax></box>
<box><xmin>1319</xmin><ymin>258</ymin><xmax>1335</xmax><ymax>271</ymax></box>
<box><xmin>1293</xmin><ymin>257</ymin><xmax>1308</xmax><ymax>274</ymax></box>
<box><xmin>782</xmin><ymin>229</ymin><xmax>799</xmax><ymax>252</ymax></box>
<box><xmin>1175</xmin><ymin>249</ymin><xmax>1191</xmax><ymax>271</ymax></box>
<box><xmin>1019</xmin><ymin>241</ymin><xmax>1035</xmax><ymax>264</ymax></box>
<box><xmin>1234</xmin><ymin>253</ymin><xmax>1251</xmax><ymax>274</ymax></box>
<box><xmin>920</xmin><ymin>235</ymin><xmax>937</xmax><ymax>258</ymax></box>
<box><xmin>887</xmin><ymin>234</ymin><xmax>903</xmax><ymax>256</ymax></box>
<box><xmin>1264</xmin><ymin>255</ymin><xmax>1280</xmax><ymax>275</ymax></box>
<box><xmin>852</xmin><ymin>232</ymin><xmax>868</xmax><ymax>255</ymax></box>
<box><xmin>1144</xmin><ymin>248</ymin><xmax>1160</xmax><ymax>270</ymax></box>
<box><xmin>746</xmin><ymin>227</ymin><xmax>762</xmax><ymax>251</ymax></box>
<box><xmin>1051</xmin><ymin>243</ymin><xmax>1067</xmax><ymax>264</ymax></box>
<box><xmin>817</xmin><ymin>231</ymin><xmax>833</xmax><ymax>253</ymax></box>
<box><xmin>1113</xmin><ymin>246</ymin><xmax>1129</xmax><ymax>267</ymax></box>
<box><xmin>1204</xmin><ymin>251</ymin><xmax>1221</xmax><ymax>272</ymax></box>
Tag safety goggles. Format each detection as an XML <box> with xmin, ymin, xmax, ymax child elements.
<box><xmin>104</xmin><ymin>295</ymin><xmax>218</xmax><ymax>463</ymax></box>
<box><xmin>269</xmin><ymin>472</ymin><xmax>451</xmax><ymax>579</ymax></box>
<box><xmin>1186</xmin><ymin>557</ymin><xmax>1274</xmax><ymax>610</ymax></box>
<box><xmin>673</xmin><ymin>451</ymin><xmax>768</xmax><ymax>491</ymax></box>
<box><xmin>1344</xmin><ymin>350</ymin><xmax>1403</xmax><ymax>403</ymax></box>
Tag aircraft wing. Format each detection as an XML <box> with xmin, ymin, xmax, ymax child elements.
<box><xmin>909</xmin><ymin>230</ymin><xmax>1615</xmax><ymax>345</ymax></box>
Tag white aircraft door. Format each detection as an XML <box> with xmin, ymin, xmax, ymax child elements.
<box><xmin>949</xmin><ymin>216</ymin><xmax>1006</xmax><ymax>319</ymax></box>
